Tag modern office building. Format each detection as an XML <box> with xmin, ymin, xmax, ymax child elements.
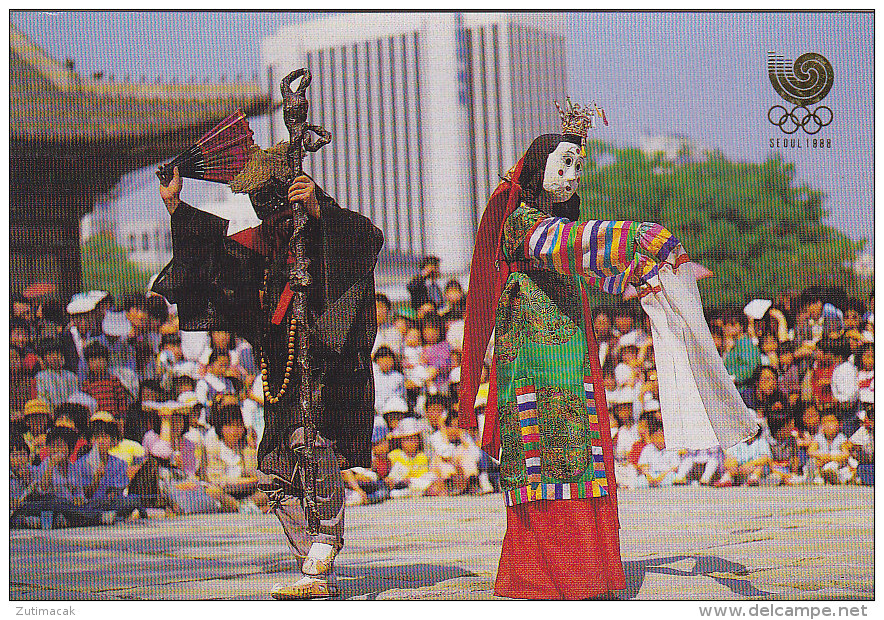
<box><xmin>261</xmin><ymin>13</ymin><xmax>567</xmax><ymax>274</ymax></box>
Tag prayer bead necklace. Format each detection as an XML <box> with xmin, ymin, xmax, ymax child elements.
<box><xmin>259</xmin><ymin>268</ymin><xmax>297</xmax><ymax>404</ymax></box>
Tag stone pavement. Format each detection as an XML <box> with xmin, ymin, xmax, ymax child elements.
<box><xmin>9</xmin><ymin>485</ymin><xmax>873</xmax><ymax>600</ymax></box>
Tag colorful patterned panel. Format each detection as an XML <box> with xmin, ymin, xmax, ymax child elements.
<box><xmin>504</xmin><ymin>480</ymin><xmax>608</xmax><ymax>507</ymax></box>
<box><xmin>584</xmin><ymin>376</ymin><xmax>609</xmax><ymax>483</ymax></box>
<box><xmin>515</xmin><ymin>383</ymin><xmax>542</xmax><ymax>485</ymax></box>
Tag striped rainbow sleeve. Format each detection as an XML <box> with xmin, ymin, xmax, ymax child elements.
<box><xmin>524</xmin><ymin>217</ymin><xmax>642</xmax><ymax>278</ymax></box>
<box><xmin>585</xmin><ymin>253</ymin><xmax>659</xmax><ymax>295</ymax></box>
<box><xmin>636</xmin><ymin>222</ymin><xmax>681</xmax><ymax>264</ymax></box>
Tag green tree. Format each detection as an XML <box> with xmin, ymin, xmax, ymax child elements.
<box><xmin>81</xmin><ymin>232</ymin><xmax>152</xmax><ymax>297</ymax></box>
<box><xmin>579</xmin><ymin>143</ymin><xmax>868</xmax><ymax>307</ymax></box>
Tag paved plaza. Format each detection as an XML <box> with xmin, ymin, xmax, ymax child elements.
<box><xmin>9</xmin><ymin>485</ymin><xmax>873</xmax><ymax>601</ymax></box>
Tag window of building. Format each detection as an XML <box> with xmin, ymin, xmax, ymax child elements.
<box><xmin>141</xmin><ymin>232</ymin><xmax>150</xmax><ymax>252</ymax></box>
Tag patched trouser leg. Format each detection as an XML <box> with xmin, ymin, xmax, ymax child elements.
<box><xmin>269</xmin><ymin>428</ymin><xmax>345</xmax><ymax>565</ymax></box>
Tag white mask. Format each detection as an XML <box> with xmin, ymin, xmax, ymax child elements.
<box><xmin>542</xmin><ymin>141</ymin><xmax>584</xmax><ymax>202</ymax></box>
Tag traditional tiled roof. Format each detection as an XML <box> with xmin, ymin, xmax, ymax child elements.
<box><xmin>10</xmin><ymin>23</ymin><xmax>271</xmax><ymax>143</ymax></box>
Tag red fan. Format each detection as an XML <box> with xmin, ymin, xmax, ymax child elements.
<box><xmin>157</xmin><ymin>110</ymin><xmax>254</xmax><ymax>184</ymax></box>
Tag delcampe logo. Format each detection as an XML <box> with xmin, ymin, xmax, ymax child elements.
<box><xmin>767</xmin><ymin>52</ymin><xmax>834</xmax><ymax>135</ymax></box>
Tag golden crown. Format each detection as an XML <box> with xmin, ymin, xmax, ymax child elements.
<box><xmin>555</xmin><ymin>97</ymin><xmax>608</xmax><ymax>142</ymax></box>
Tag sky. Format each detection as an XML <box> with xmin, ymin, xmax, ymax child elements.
<box><xmin>10</xmin><ymin>10</ymin><xmax>874</xmax><ymax>250</ymax></box>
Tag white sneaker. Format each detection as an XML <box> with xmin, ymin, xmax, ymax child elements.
<box><xmin>270</xmin><ymin>575</ymin><xmax>337</xmax><ymax>600</ymax></box>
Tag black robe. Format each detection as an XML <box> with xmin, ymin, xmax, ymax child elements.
<box><xmin>152</xmin><ymin>189</ymin><xmax>384</xmax><ymax>477</ymax></box>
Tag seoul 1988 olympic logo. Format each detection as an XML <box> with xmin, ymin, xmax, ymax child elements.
<box><xmin>767</xmin><ymin>52</ymin><xmax>833</xmax><ymax>135</ymax></box>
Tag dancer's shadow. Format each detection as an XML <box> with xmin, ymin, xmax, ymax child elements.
<box><xmin>262</xmin><ymin>558</ymin><xmax>480</xmax><ymax>600</ymax></box>
<box><xmin>620</xmin><ymin>555</ymin><xmax>773</xmax><ymax>599</ymax></box>
<box><xmin>334</xmin><ymin>563</ymin><xmax>479</xmax><ymax>600</ymax></box>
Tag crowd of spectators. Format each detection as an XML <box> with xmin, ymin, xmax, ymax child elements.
<box><xmin>9</xmin><ymin>262</ymin><xmax>874</xmax><ymax>529</ymax></box>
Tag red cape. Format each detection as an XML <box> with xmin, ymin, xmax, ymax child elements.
<box><xmin>459</xmin><ymin>157</ymin><xmax>525</xmax><ymax>456</ymax></box>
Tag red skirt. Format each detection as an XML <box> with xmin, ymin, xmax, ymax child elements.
<box><xmin>495</xmin><ymin>497</ymin><xmax>626</xmax><ymax>599</ymax></box>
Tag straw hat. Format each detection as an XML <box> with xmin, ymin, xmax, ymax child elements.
<box><xmin>89</xmin><ymin>410</ymin><xmax>115</xmax><ymax>424</ymax></box>
<box><xmin>23</xmin><ymin>399</ymin><xmax>51</xmax><ymax>418</ymax></box>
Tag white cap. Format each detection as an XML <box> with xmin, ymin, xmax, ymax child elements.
<box><xmin>743</xmin><ymin>299</ymin><xmax>773</xmax><ymax>320</ymax></box>
<box><xmin>66</xmin><ymin>292</ymin><xmax>99</xmax><ymax>315</ymax></box>
<box><xmin>391</xmin><ymin>417</ymin><xmax>424</xmax><ymax>438</ymax></box>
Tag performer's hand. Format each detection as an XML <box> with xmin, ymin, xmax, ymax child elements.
<box><xmin>288</xmin><ymin>174</ymin><xmax>320</xmax><ymax>219</ymax></box>
<box><xmin>158</xmin><ymin>166</ymin><xmax>183</xmax><ymax>215</ymax></box>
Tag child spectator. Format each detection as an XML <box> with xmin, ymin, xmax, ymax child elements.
<box><xmin>11</xmin><ymin>316</ymin><xmax>40</xmax><ymax>376</ymax></box>
<box><xmin>776</xmin><ymin>341</ymin><xmax>802</xmax><ymax>406</ymax></box>
<box><xmin>593</xmin><ymin>308</ymin><xmax>616</xmax><ymax>367</ymax></box>
<box><xmin>829</xmin><ymin>338</ymin><xmax>860</xmax><ymax>430</ymax></box>
<box><xmin>34</xmin><ymin>337</ymin><xmax>80</xmax><ymax>407</ymax></box>
<box><xmin>21</xmin><ymin>399</ymin><xmax>52</xmax><ymax>464</ymax></box>
<box><xmin>196</xmin><ymin>350</ymin><xmax>236</xmax><ymax>406</ymax></box>
<box><xmin>76</xmin><ymin>411</ymin><xmax>140</xmax><ymax>523</ymax></box>
<box><xmin>612</xmin><ymin>400</ymin><xmax>641</xmax><ymax>462</ymax></box>
<box><xmin>429</xmin><ymin>411</ymin><xmax>486</xmax><ymax>495</ymax></box>
<box><xmin>108</xmin><ymin>414</ymin><xmax>149</xmax><ymax>491</ymax></box>
<box><xmin>614</xmin><ymin>344</ymin><xmax>642</xmax><ymax>397</ymax></box>
<box><xmin>22</xmin><ymin>426</ymin><xmax>88</xmax><ymax>528</ymax></box>
<box><xmin>439</xmin><ymin>278</ymin><xmax>466</xmax><ymax>322</ymax></box>
<box><xmin>723</xmin><ymin>310</ymin><xmax>761</xmax><ymax>389</ymax></box>
<box><xmin>203</xmin><ymin>330</ymin><xmax>257</xmax><ymax>381</ymax></box>
<box><xmin>386</xmin><ymin>417</ymin><xmax>437</xmax><ymax>498</ymax></box>
<box><xmin>635</xmin><ymin>420</ymin><xmax>680</xmax><ymax>487</ymax></box>
<box><xmin>98</xmin><ymin>310</ymin><xmax>137</xmax><ymax>377</ymax></box>
<box><xmin>156</xmin><ymin>332</ymin><xmax>185</xmax><ymax>384</ymax></box>
<box><xmin>373</xmin><ymin>294</ymin><xmax>402</xmax><ymax>354</ymax></box>
<box><xmin>10</xmin><ymin>434</ymin><xmax>39</xmax><ymax>528</ymax></box>
<box><xmin>421</xmin><ymin>313</ymin><xmax>452</xmax><ymax>396</ymax></box>
<box><xmin>380</xmin><ymin>396</ymin><xmax>412</xmax><ymax>435</ymax></box>
<box><xmin>401</xmin><ymin>325</ymin><xmax>430</xmax><ymax>397</ymax></box>
<box><xmin>373</xmin><ymin>346</ymin><xmax>406</xmax><ymax>414</ymax></box>
<box><xmin>82</xmin><ymin>341</ymin><xmax>131</xmax><ymax>420</ymax></box>
<box><xmin>613</xmin><ymin>305</ymin><xmax>647</xmax><ymax>348</ymax></box>
<box><xmin>52</xmin><ymin>402</ymin><xmax>91</xmax><ymax>462</ymax></box>
<box><xmin>759</xmin><ymin>332</ymin><xmax>781</xmax><ymax>369</ymax></box>
<box><xmin>424</xmin><ymin>393</ymin><xmax>452</xmax><ymax>433</ymax></box>
<box><xmin>806</xmin><ymin>337</ymin><xmax>840</xmax><ymax>414</ymax></box>
<box><xmin>10</xmin><ymin>346</ymin><xmax>33</xmax><ymax>417</ymax></box>
<box><xmin>740</xmin><ymin>365</ymin><xmax>787</xmax><ymax>413</ymax></box>
<box><xmin>849</xmin><ymin>409</ymin><xmax>874</xmax><ymax>486</ymax></box>
<box><xmin>202</xmin><ymin>397</ymin><xmax>265</xmax><ymax>513</ymax></box>
<box><xmin>807</xmin><ymin>412</ymin><xmax>853</xmax><ymax>485</ymax></box>
<box><xmin>717</xmin><ymin>430</ymin><xmax>773</xmax><ymax>487</ymax></box>
<box><xmin>636</xmin><ymin>369</ymin><xmax>661</xmax><ymax>421</ymax></box>
<box><xmin>764</xmin><ymin>414</ymin><xmax>803</xmax><ymax>486</ymax></box>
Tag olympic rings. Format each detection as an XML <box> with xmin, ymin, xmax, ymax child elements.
<box><xmin>768</xmin><ymin>104</ymin><xmax>833</xmax><ymax>135</ymax></box>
